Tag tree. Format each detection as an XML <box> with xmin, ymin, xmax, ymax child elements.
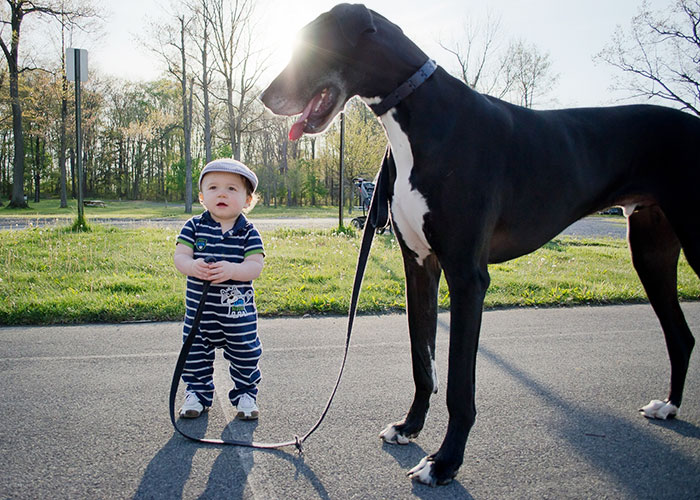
<box><xmin>149</xmin><ymin>5</ymin><xmax>196</xmax><ymax>212</ymax></box>
<box><xmin>190</xmin><ymin>0</ymin><xmax>213</xmax><ymax>164</ymax></box>
<box><xmin>597</xmin><ymin>0</ymin><xmax>700</xmax><ymax>115</ymax></box>
<box><xmin>501</xmin><ymin>39</ymin><xmax>558</xmax><ymax>108</ymax></box>
<box><xmin>208</xmin><ymin>0</ymin><xmax>258</xmax><ymax>161</ymax></box>
<box><xmin>441</xmin><ymin>16</ymin><xmax>558</xmax><ymax>108</ymax></box>
<box><xmin>439</xmin><ymin>12</ymin><xmax>507</xmax><ymax>96</ymax></box>
<box><xmin>0</xmin><ymin>0</ymin><xmax>95</xmax><ymax>208</ymax></box>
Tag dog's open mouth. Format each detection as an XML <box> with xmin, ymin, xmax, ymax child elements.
<box><xmin>289</xmin><ymin>86</ymin><xmax>339</xmax><ymax>141</ymax></box>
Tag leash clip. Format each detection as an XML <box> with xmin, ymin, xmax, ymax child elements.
<box><xmin>294</xmin><ymin>435</ymin><xmax>304</xmax><ymax>456</ymax></box>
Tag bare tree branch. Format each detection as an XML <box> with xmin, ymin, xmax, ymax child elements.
<box><xmin>597</xmin><ymin>0</ymin><xmax>700</xmax><ymax>115</ymax></box>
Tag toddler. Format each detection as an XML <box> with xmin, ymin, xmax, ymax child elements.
<box><xmin>174</xmin><ymin>158</ymin><xmax>264</xmax><ymax>420</ymax></box>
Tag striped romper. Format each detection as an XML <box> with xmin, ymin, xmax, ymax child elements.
<box><xmin>176</xmin><ymin>211</ymin><xmax>265</xmax><ymax>408</ymax></box>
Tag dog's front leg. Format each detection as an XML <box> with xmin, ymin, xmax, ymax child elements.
<box><xmin>380</xmin><ymin>252</ymin><xmax>441</xmax><ymax>445</ymax></box>
<box><xmin>408</xmin><ymin>263</ymin><xmax>490</xmax><ymax>486</ymax></box>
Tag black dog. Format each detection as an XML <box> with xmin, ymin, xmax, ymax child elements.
<box><xmin>261</xmin><ymin>3</ymin><xmax>699</xmax><ymax>486</ymax></box>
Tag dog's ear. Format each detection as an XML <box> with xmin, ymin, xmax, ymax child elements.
<box><xmin>330</xmin><ymin>3</ymin><xmax>377</xmax><ymax>46</ymax></box>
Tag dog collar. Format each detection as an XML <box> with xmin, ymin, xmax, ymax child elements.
<box><xmin>369</xmin><ymin>59</ymin><xmax>437</xmax><ymax>116</ymax></box>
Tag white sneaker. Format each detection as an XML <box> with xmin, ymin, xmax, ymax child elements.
<box><xmin>236</xmin><ymin>393</ymin><xmax>259</xmax><ymax>420</ymax></box>
<box><xmin>179</xmin><ymin>391</ymin><xmax>207</xmax><ymax>418</ymax></box>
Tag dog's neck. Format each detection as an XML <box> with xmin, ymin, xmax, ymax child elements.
<box><xmin>367</xmin><ymin>59</ymin><xmax>437</xmax><ymax>116</ymax></box>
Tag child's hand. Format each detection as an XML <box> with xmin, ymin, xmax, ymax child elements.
<box><xmin>208</xmin><ymin>261</ymin><xmax>235</xmax><ymax>284</ymax></box>
<box><xmin>190</xmin><ymin>258</ymin><xmax>213</xmax><ymax>281</ymax></box>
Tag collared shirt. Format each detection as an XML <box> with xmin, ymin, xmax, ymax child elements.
<box><xmin>177</xmin><ymin>211</ymin><xmax>265</xmax><ymax>337</ymax></box>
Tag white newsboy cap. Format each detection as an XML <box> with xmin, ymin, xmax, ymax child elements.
<box><xmin>198</xmin><ymin>158</ymin><xmax>258</xmax><ymax>192</ymax></box>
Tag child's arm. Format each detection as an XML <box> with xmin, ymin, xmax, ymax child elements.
<box><xmin>208</xmin><ymin>254</ymin><xmax>264</xmax><ymax>284</ymax></box>
<box><xmin>174</xmin><ymin>243</ymin><xmax>213</xmax><ymax>281</ymax></box>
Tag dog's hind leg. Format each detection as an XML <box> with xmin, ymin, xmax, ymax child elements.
<box><xmin>380</xmin><ymin>252</ymin><xmax>441</xmax><ymax>445</ymax></box>
<box><xmin>628</xmin><ymin>205</ymin><xmax>696</xmax><ymax>419</ymax></box>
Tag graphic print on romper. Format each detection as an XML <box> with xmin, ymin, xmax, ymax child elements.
<box><xmin>221</xmin><ymin>285</ymin><xmax>255</xmax><ymax>318</ymax></box>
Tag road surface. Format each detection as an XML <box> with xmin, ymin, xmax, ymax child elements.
<box><xmin>1</xmin><ymin>304</ymin><xmax>698</xmax><ymax>499</ymax></box>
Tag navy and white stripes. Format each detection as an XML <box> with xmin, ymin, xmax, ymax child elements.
<box><xmin>176</xmin><ymin>211</ymin><xmax>264</xmax><ymax>407</ymax></box>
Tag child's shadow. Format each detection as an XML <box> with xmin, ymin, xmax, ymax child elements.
<box><xmin>199</xmin><ymin>419</ymin><xmax>259</xmax><ymax>498</ymax></box>
<box><xmin>135</xmin><ymin>414</ymin><xmax>213</xmax><ymax>499</ymax></box>
<box><xmin>137</xmin><ymin>417</ymin><xmax>329</xmax><ymax>499</ymax></box>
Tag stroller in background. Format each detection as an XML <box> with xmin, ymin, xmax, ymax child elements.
<box><xmin>350</xmin><ymin>177</ymin><xmax>389</xmax><ymax>233</ymax></box>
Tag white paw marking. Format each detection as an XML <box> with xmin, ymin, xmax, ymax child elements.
<box><xmin>640</xmin><ymin>399</ymin><xmax>678</xmax><ymax>419</ymax></box>
<box><xmin>407</xmin><ymin>457</ymin><xmax>435</xmax><ymax>485</ymax></box>
<box><xmin>430</xmin><ymin>357</ymin><xmax>438</xmax><ymax>394</ymax></box>
<box><xmin>379</xmin><ymin>424</ymin><xmax>410</xmax><ymax>445</ymax></box>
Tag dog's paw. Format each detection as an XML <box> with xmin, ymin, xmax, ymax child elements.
<box><xmin>639</xmin><ymin>399</ymin><xmax>678</xmax><ymax>420</ymax></box>
<box><xmin>379</xmin><ymin>423</ymin><xmax>410</xmax><ymax>444</ymax></box>
<box><xmin>407</xmin><ymin>456</ymin><xmax>456</xmax><ymax>486</ymax></box>
<box><xmin>407</xmin><ymin>456</ymin><xmax>436</xmax><ymax>485</ymax></box>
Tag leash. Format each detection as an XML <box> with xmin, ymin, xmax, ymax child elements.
<box><xmin>169</xmin><ymin>159</ymin><xmax>391</xmax><ymax>453</ymax></box>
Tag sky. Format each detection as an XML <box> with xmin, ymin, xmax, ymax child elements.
<box><xmin>74</xmin><ymin>0</ymin><xmax>672</xmax><ymax>109</ymax></box>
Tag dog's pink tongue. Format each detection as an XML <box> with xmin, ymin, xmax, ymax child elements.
<box><xmin>288</xmin><ymin>94</ymin><xmax>321</xmax><ymax>141</ymax></box>
<box><xmin>289</xmin><ymin>120</ymin><xmax>305</xmax><ymax>141</ymax></box>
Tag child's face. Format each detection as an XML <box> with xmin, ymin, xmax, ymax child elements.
<box><xmin>199</xmin><ymin>171</ymin><xmax>252</xmax><ymax>222</ymax></box>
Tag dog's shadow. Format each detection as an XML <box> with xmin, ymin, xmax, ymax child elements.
<box><xmin>478</xmin><ymin>344</ymin><xmax>700</xmax><ymax>496</ymax></box>
<box><xmin>381</xmin><ymin>441</ymin><xmax>475</xmax><ymax>499</ymax></box>
<box><xmin>645</xmin><ymin>417</ymin><xmax>700</xmax><ymax>439</ymax></box>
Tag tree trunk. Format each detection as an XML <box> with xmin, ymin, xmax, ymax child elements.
<box><xmin>8</xmin><ymin>56</ymin><xmax>26</xmax><ymax>208</ymax></box>
<box><xmin>201</xmin><ymin>0</ymin><xmax>212</xmax><ymax>164</ymax></box>
<box><xmin>34</xmin><ymin>136</ymin><xmax>40</xmax><ymax>203</ymax></box>
<box><xmin>181</xmin><ymin>16</ymin><xmax>193</xmax><ymax>214</ymax></box>
<box><xmin>70</xmin><ymin>148</ymin><xmax>76</xmax><ymax>198</ymax></box>
<box><xmin>59</xmin><ymin>24</ymin><xmax>68</xmax><ymax>208</ymax></box>
<box><xmin>226</xmin><ymin>76</ymin><xmax>237</xmax><ymax>160</ymax></box>
<box><xmin>3</xmin><ymin>7</ymin><xmax>27</xmax><ymax>208</ymax></box>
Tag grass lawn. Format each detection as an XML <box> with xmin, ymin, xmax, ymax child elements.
<box><xmin>1</xmin><ymin>224</ymin><xmax>697</xmax><ymax>325</ymax></box>
<box><xmin>0</xmin><ymin>198</ymin><xmax>339</xmax><ymax>220</ymax></box>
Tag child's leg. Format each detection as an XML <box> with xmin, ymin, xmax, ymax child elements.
<box><xmin>181</xmin><ymin>337</ymin><xmax>216</xmax><ymax>407</ymax></box>
<box><xmin>222</xmin><ymin>334</ymin><xmax>262</xmax><ymax>405</ymax></box>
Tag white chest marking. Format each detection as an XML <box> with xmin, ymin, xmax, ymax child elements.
<box><xmin>622</xmin><ymin>204</ymin><xmax>638</xmax><ymax>217</ymax></box>
<box><xmin>364</xmin><ymin>101</ymin><xmax>432</xmax><ymax>266</ymax></box>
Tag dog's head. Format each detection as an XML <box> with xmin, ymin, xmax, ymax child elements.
<box><xmin>260</xmin><ymin>3</ymin><xmax>428</xmax><ymax>141</ymax></box>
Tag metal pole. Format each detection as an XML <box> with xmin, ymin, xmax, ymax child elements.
<box><xmin>74</xmin><ymin>48</ymin><xmax>84</xmax><ymax>224</ymax></box>
<box><xmin>338</xmin><ymin>111</ymin><xmax>345</xmax><ymax>228</ymax></box>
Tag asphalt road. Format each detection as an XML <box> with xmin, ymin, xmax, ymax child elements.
<box><xmin>2</xmin><ymin>303</ymin><xmax>699</xmax><ymax>499</ymax></box>
<box><xmin>0</xmin><ymin>214</ymin><xmax>628</xmax><ymax>238</ymax></box>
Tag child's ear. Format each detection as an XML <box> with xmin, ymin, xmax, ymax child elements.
<box><xmin>199</xmin><ymin>192</ymin><xmax>205</xmax><ymax>205</ymax></box>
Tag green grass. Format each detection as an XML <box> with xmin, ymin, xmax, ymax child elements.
<box><xmin>0</xmin><ymin>198</ymin><xmax>339</xmax><ymax>220</ymax></box>
<box><xmin>0</xmin><ymin>225</ymin><xmax>697</xmax><ymax>325</ymax></box>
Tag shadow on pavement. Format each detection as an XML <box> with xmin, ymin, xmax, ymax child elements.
<box><xmin>479</xmin><ymin>345</ymin><xmax>700</xmax><ymax>497</ymax></box>
<box><xmin>381</xmin><ymin>439</ymin><xmax>475</xmax><ymax>499</ymax></box>
<box><xmin>134</xmin><ymin>414</ymin><xmax>211</xmax><ymax>499</ymax></box>
<box><xmin>135</xmin><ymin>415</ymin><xmax>331</xmax><ymax>499</ymax></box>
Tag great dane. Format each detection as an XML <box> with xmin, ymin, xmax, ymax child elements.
<box><xmin>261</xmin><ymin>3</ymin><xmax>699</xmax><ymax>486</ymax></box>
